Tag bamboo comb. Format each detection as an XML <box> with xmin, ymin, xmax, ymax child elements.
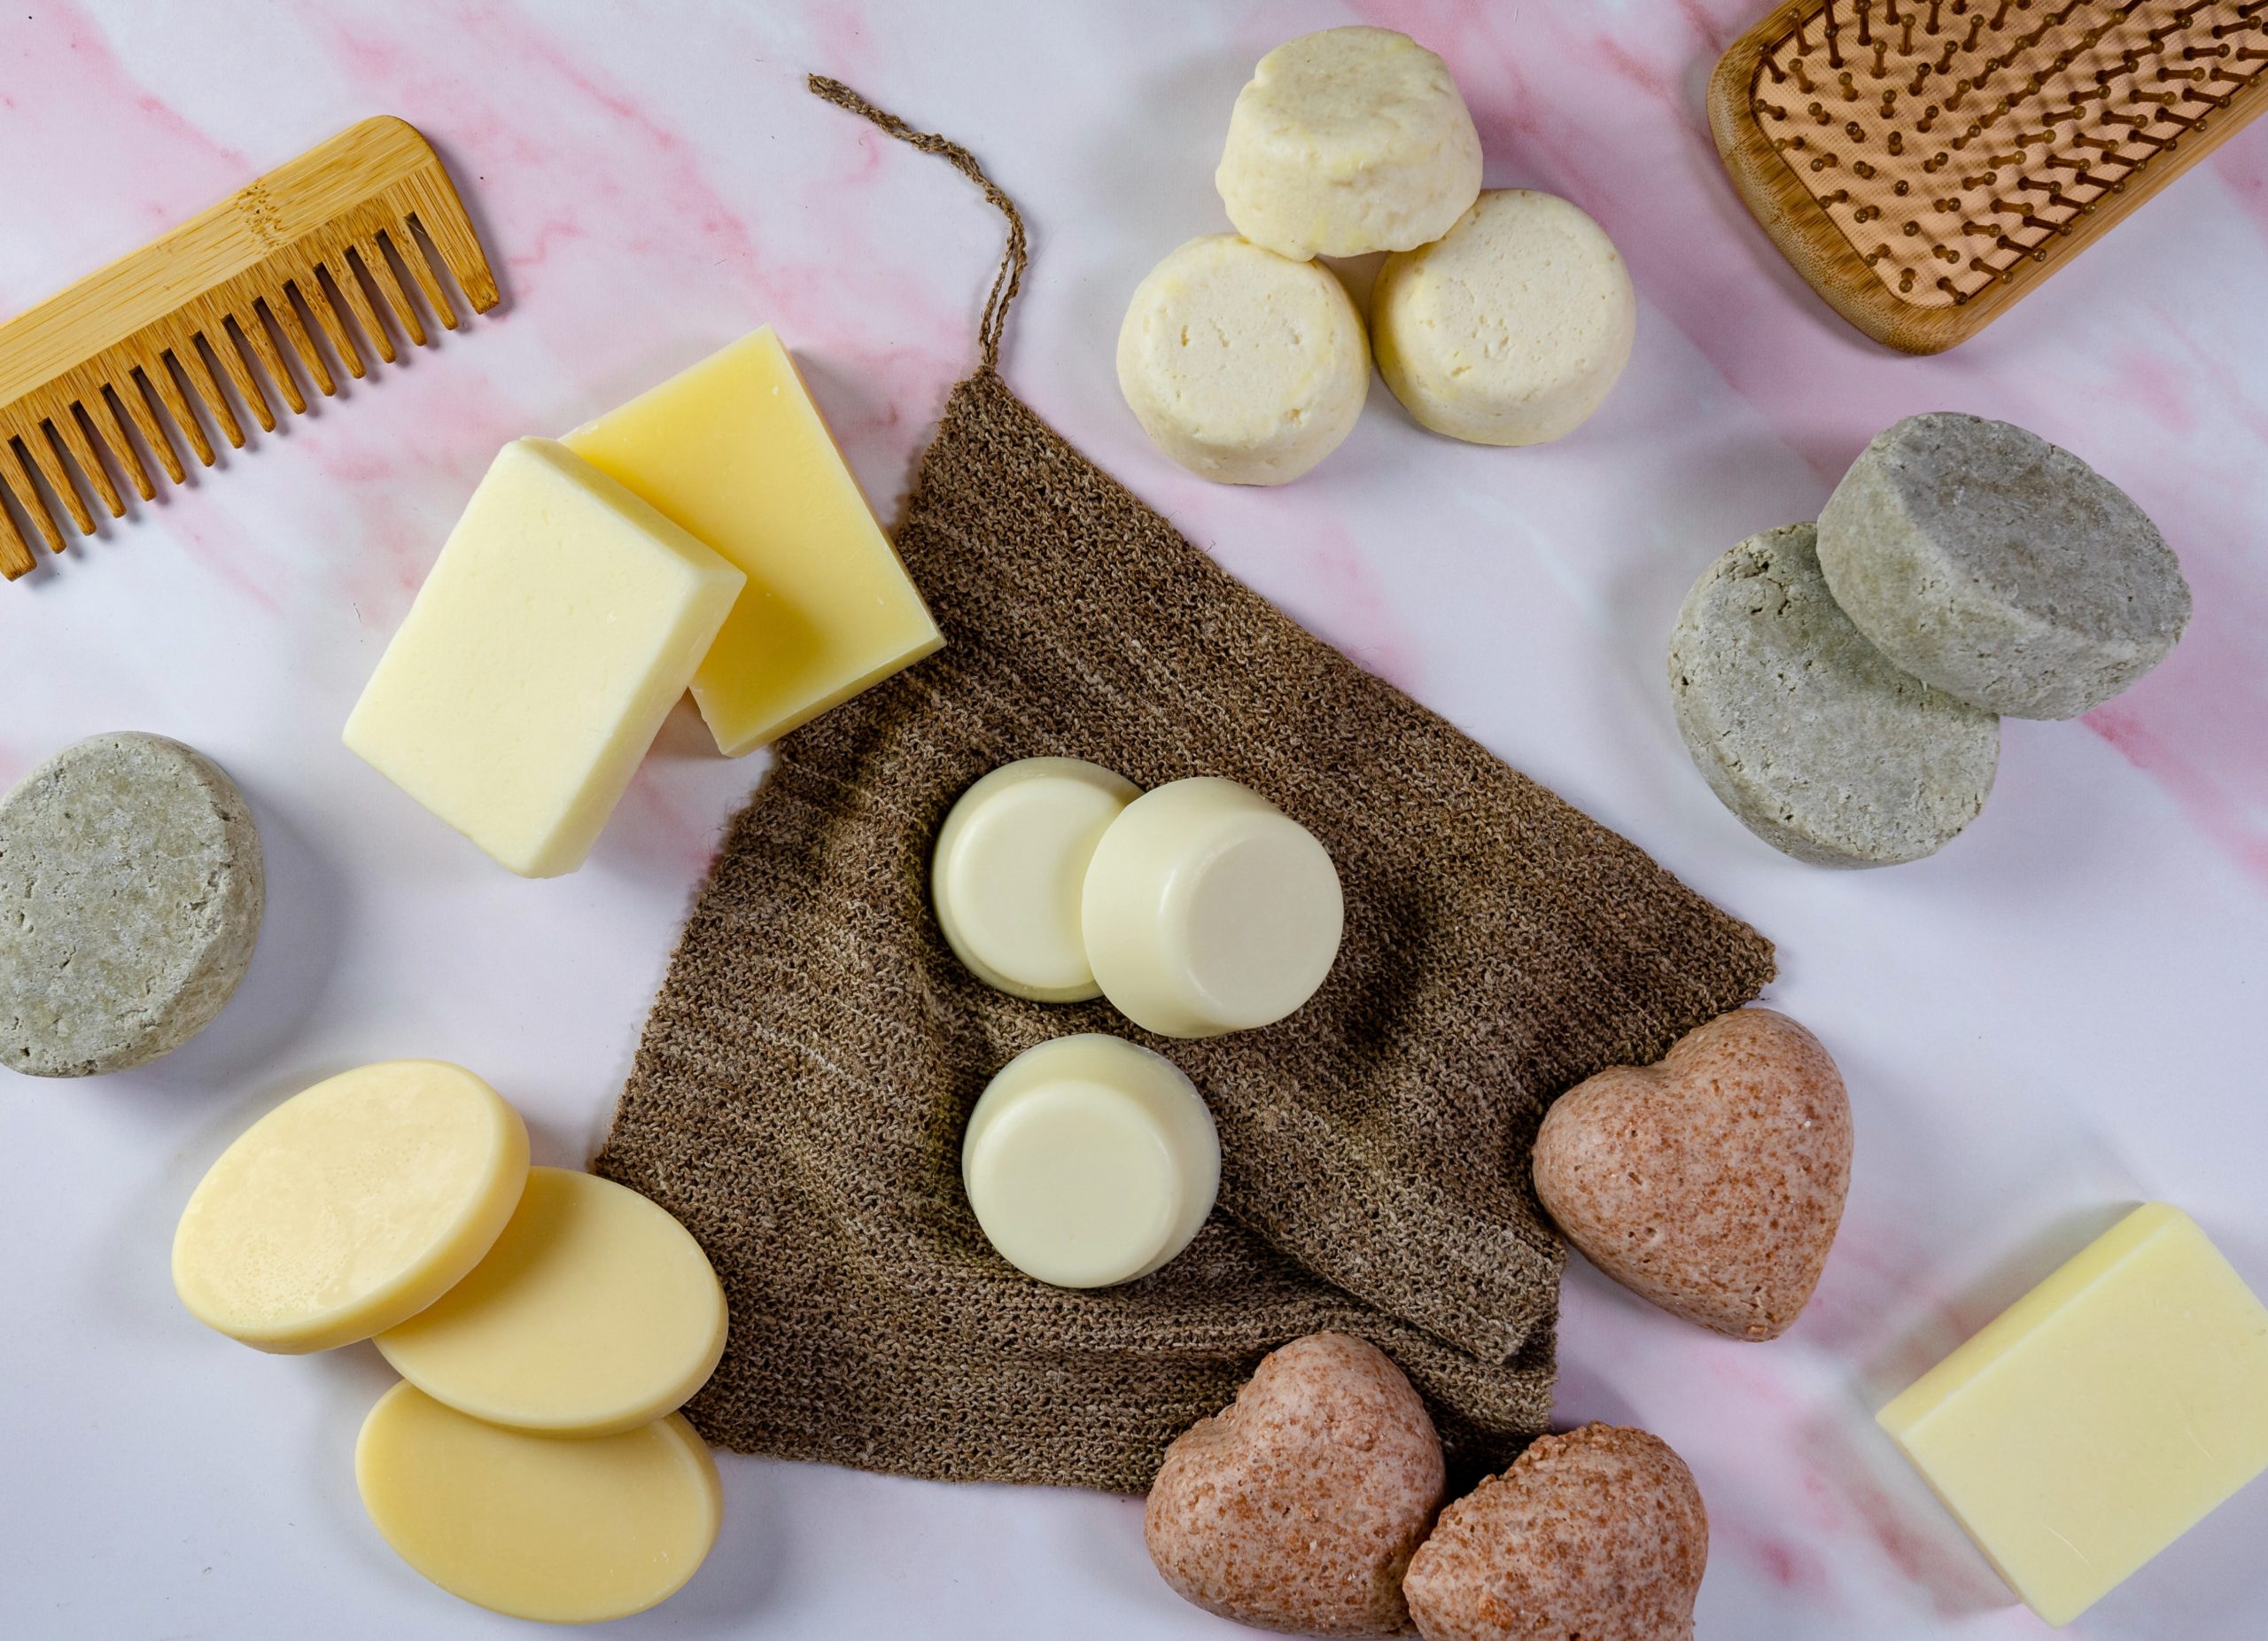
<box><xmin>1710</xmin><ymin>1</ymin><xmax>2268</xmax><ymax>353</ymax></box>
<box><xmin>0</xmin><ymin>115</ymin><xmax>497</xmax><ymax>580</ymax></box>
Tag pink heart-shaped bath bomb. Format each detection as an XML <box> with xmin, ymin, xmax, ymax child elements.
<box><xmin>1533</xmin><ymin>1007</ymin><xmax>1852</xmax><ymax>1340</ymax></box>
<box><xmin>1404</xmin><ymin>1423</ymin><xmax>1707</xmax><ymax>1641</ymax></box>
<box><xmin>1144</xmin><ymin>1332</ymin><xmax>1446</xmax><ymax>1636</ymax></box>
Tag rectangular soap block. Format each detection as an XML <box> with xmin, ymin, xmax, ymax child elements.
<box><xmin>1878</xmin><ymin>1203</ymin><xmax>2268</xmax><ymax>1627</ymax></box>
<box><xmin>345</xmin><ymin>438</ymin><xmax>745</xmax><ymax>877</ymax></box>
<box><xmin>563</xmin><ymin>327</ymin><xmax>943</xmax><ymax>758</ymax></box>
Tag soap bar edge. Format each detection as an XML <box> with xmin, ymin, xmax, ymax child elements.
<box><xmin>341</xmin><ymin>437</ymin><xmax>746</xmax><ymax>877</ymax></box>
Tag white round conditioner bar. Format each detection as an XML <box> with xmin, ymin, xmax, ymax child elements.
<box><xmin>932</xmin><ymin>758</ymin><xmax>1141</xmax><ymax>1001</ymax></box>
<box><xmin>962</xmin><ymin>1035</ymin><xmax>1220</xmax><ymax>1289</ymax></box>
<box><xmin>1081</xmin><ymin>777</ymin><xmax>1344</xmax><ymax>1038</ymax></box>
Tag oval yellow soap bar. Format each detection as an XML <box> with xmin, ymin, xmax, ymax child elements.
<box><xmin>356</xmin><ymin>1382</ymin><xmax>721</xmax><ymax>1623</ymax></box>
<box><xmin>376</xmin><ymin>1166</ymin><xmax>727</xmax><ymax>1435</ymax></box>
<box><xmin>171</xmin><ymin>1061</ymin><xmax>529</xmax><ymax>1353</ymax></box>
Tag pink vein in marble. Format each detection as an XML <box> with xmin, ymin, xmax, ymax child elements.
<box><xmin>0</xmin><ymin>2</ymin><xmax>249</xmax><ymax>304</ymax></box>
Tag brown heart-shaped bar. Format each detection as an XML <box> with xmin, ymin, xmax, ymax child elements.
<box><xmin>1533</xmin><ymin>1007</ymin><xmax>1852</xmax><ymax>1341</ymax></box>
<box><xmin>1405</xmin><ymin>1423</ymin><xmax>1708</xmax><ymax>1641</ymax></box>
<box><xmin>1144</xmin><ymin>1333</ymin><xmax>1446</xmax><ymax>1636</ymax></box>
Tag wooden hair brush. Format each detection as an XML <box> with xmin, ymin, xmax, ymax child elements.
<box><xmin>0</xmin><ymin>116</ymin><xmax>497</xmax><ymax>580</ymax></box>
<box><xmin>1710</xmin><ymin>1</ymin><xmax>2268</xmax><ymax>353</ymax></box>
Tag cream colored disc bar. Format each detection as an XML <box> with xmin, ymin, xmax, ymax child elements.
<box><xmin>933</xmin><ymin>758</ymin><xmax>1139</xmax><ymax>1001</ymax></box>
<box><xmin>171</xmin><ymin>1061</ymin><xmax>529</xmax><ymax>1354</ymax></box>
<box><xmin>962</xmin><ymin>1034</ymin><xmax>1219</xmax><ymax>1288</ymax></box>
<box><xmin>1081</xmin><ymin>777</ymin><xmax>1343</xmax><ymax>1038</ymax></box>
<box><xmin>376</xmin><ymin>1166</ymin><xmax>727</xmax><ymax>1435</ymax></box>
<box><xmin>356</xmin><ymin>1382</ymin><xmax>721</xmax><ymax>1624</ymax></box>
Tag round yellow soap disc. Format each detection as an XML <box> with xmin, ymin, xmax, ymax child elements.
<box><xmin>356</xmin><ymin>1382</ymin><xmax>722</xmax><ymax>1623</ymax></box>
<box><xmin>375</xmin><ymin>1166</ymin><xmax>727</xmax><ymax>1435</ymax></box>
<box><xmin>171</xmin><ymin>1061</ymin><xmax>529</xmax><ymax>1353</ymax></box>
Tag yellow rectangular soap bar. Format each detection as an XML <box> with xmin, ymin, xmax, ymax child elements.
<box><xmin>345</xmin><ymin>438</ymin><xmax>745</xmax><ymax>877</ymax></box>
<box><xmin>563</xmin><ymin>327</ymin><xmax>942</xmax><ymax>758</ymax></box>
<box><xmin>1878</xmin><ymin>1203</ymin><xmax>2268</xmax><ymax>1627</ymax></box>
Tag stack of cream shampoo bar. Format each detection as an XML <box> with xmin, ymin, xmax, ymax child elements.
<box><xmin>172</xmin><ymin>1061</ymin><xmax>729</xmax><ymax>1622</ymax></box>
<box><xmin>345</xmin><ymin>327</ymin><xmax>941</xmax><ymax>875</ymax></box>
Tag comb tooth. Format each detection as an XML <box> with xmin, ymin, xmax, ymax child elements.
<box><xmin>386</xmin><ymin>223</ymin><xmax>459</xmax><ymax>331</ymax></box>
<box><xmin>261</xmin><ymin>293</ymin><xmax>337</xmax><ymax>398</ymax></box>
<box><xmin>19</xmin><ymin>425</ymin><xmax>97</xmax><ymax>534</ymax></box>
<box><xmin>0</xmin><ymin>482</ymin><xmax>35</xmax><ymax>579</ymax></box>
<box><xmin>423</xmin><ymin>218</ymin><xmax>501</xmax><ymax>313</ymax></box>
<box><xmin>292</xmin><ymin>272</ymin><xmax>367</xmax><ymax>379</ymax></box>
<box><xmin>137</xmin><ymin>361</ymin><xmax>215</xmax><ymax>468</ymax></box>
<box><xmin>174</xmin><ymin>343</ymin><xmax>246</xmax><ymax>450</ymax></box>
<box><xmin>324</xmin><ymin>255</ymin><xmax>398</xmax><ymax>365</ymax></box>
<box><xmin>4</xmin><ymin>447</ymin><xmax>66</xmax><ymax>556</ymax></box>
<box><xmin>405</xmin><ymin>178</ymin><xmax>501</xmax><ymax>312</ymax></box>
<box><xmin>231</xmin><ymin>307</ymin><xmax>306</xmax><ymax>416</ymax></box>
<box><xmin>49</xmin><ymin>407</ymin><xmax>128</xmax><ymax>518</ymax></box>
<box><xmin>356</xmin><ymin>237</ymin><xmax>427</xmax><ymax>347</ymax></box>
<box><xmin>90</xmin><ymin>393</ymin><xmax>157</xmax><ymax>501</ymax></box>
<box><xmin>199</xmin><ymin>323</ymin><xmax>276</xmax><ymax>432</ymax></box>
<box><xmin>4</xmin><ymin>438</ymin><xmax>67</xmax><ymax>552</ymax></box>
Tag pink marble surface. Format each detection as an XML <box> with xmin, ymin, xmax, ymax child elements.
<box><xmin>3</xmin><ymin>3</ymin><xmax>2265</xmax><ymax>1637</ymax></box>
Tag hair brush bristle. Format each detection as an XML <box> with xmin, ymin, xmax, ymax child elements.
<box><xmin>1746</xmin><ymin>0</ymin><xmax>2266</xmax><ymax>308</ymax></box>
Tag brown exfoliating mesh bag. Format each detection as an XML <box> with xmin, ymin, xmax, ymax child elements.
<box><xmin>594</xmin><ymin>78</ymin><xmax>1777</xmax><ymax>1493</ymax></box>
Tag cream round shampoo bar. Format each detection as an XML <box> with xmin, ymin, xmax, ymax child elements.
<box><xmin>963</xmin><ymin>1035</ymin><xmax>1220</xmax><ymax>1288</ymax></box>
<box><xmin>172</xmin><ymin>1062</ymin><xmax>528</xmax><ymax>1353</ymax></box>
<box><xmin>1216</xmin><ymin>26</ymin><xmax>1482</xmax><ymax>260</ymax></box>
<box><xmin>1082</xmin><ymin>777</ymin><xmax>1343</xmax><ymax>1038</ymax></box>
<box><xmin>1371</xmin><ymin>189</ymin><xmax>1636</xmax><ymax>447</ymax></box>
<box><xmin>933</xmin><ymin>758</ymin><xmax>1140</xmax><ymax>1001</ymax></box>
<box><xmin>357</xmin><ymin>1383</ymin><xmax>721</xmax><ymax>1624</ymax></box>
<box><xmin>1117</xmin><ymin>235</ymin><xmax>1370</xmax><ymax>487</ymax></box>
<box><xmin>376</xmin><ymin>1167</ymin><xmax>727</xmax><ymax>1435</ymax></box>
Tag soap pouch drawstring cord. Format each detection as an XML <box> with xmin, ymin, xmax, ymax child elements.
<box><xmin>807</xmin><ymin>74</ymin><xmax>1029</xmax><ymax>376</ymax></box>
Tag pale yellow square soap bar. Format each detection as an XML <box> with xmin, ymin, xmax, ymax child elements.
<box><xmin>346</xmin><ymin>438</ymin><xmax>745</xmax><ymax>877</ymax></box>
<box><xmin>564</xmin><ymin>327</ymin><xmax>943</xmax><ymax>758</ymax></box>
<box><xmin>1878</xmin><ymin>1203</ymin><xmax>2268</xmax><ymax>1627</ymax></box>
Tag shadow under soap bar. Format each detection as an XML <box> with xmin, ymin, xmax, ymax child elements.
<box><xmin>564</xmin><ymin>327</ymin><xmax>943</xmax><ymax>758</ymax></box>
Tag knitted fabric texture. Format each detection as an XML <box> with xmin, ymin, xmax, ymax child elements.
<box><xmin>594</xmin><ymin>80</ymin><xmax>1776</xmax><ymax>1494</ymax></box>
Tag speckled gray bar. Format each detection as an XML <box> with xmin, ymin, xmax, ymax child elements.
<box><xmin>0</xmin><ymin>734</ymin><xmax>264</xmax><ymax>1077</ymax></box>
<box><xmin>1670</xmin><ymin>523</ymin><xmax>2000</xmax><ymax>868</ymax></box>
<box><xmin>1817</xmin><ymin>412</ymin><xmax>2190</xmax><ymax>719</ymax></box>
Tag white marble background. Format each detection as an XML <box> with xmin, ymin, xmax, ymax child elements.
<box><xmin>2</xmin><ymin>3</ymin><xmax>2265</xmax><ymax>1637</ymax></box>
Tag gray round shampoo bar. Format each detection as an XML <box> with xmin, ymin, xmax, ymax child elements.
<box><xmin>1670</xmin><ymin>524</ymin><xmax>2000</xmax><ymax>868</ymax></box>
<box><xmin>1816</xmin><ymin>413</ymin><xmax>2191</xmax><ymax>719</ymax></box>
<box><xmin>0</xmin><ymin>734</ymin><xmax>264</xmax><ymax>1077</ymax></box>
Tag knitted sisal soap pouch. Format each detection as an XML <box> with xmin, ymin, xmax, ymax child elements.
<box><xmin>594</xmin><ymin>77</ymin><xmax>1776</xmax><ymax>1493</ymax></box>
